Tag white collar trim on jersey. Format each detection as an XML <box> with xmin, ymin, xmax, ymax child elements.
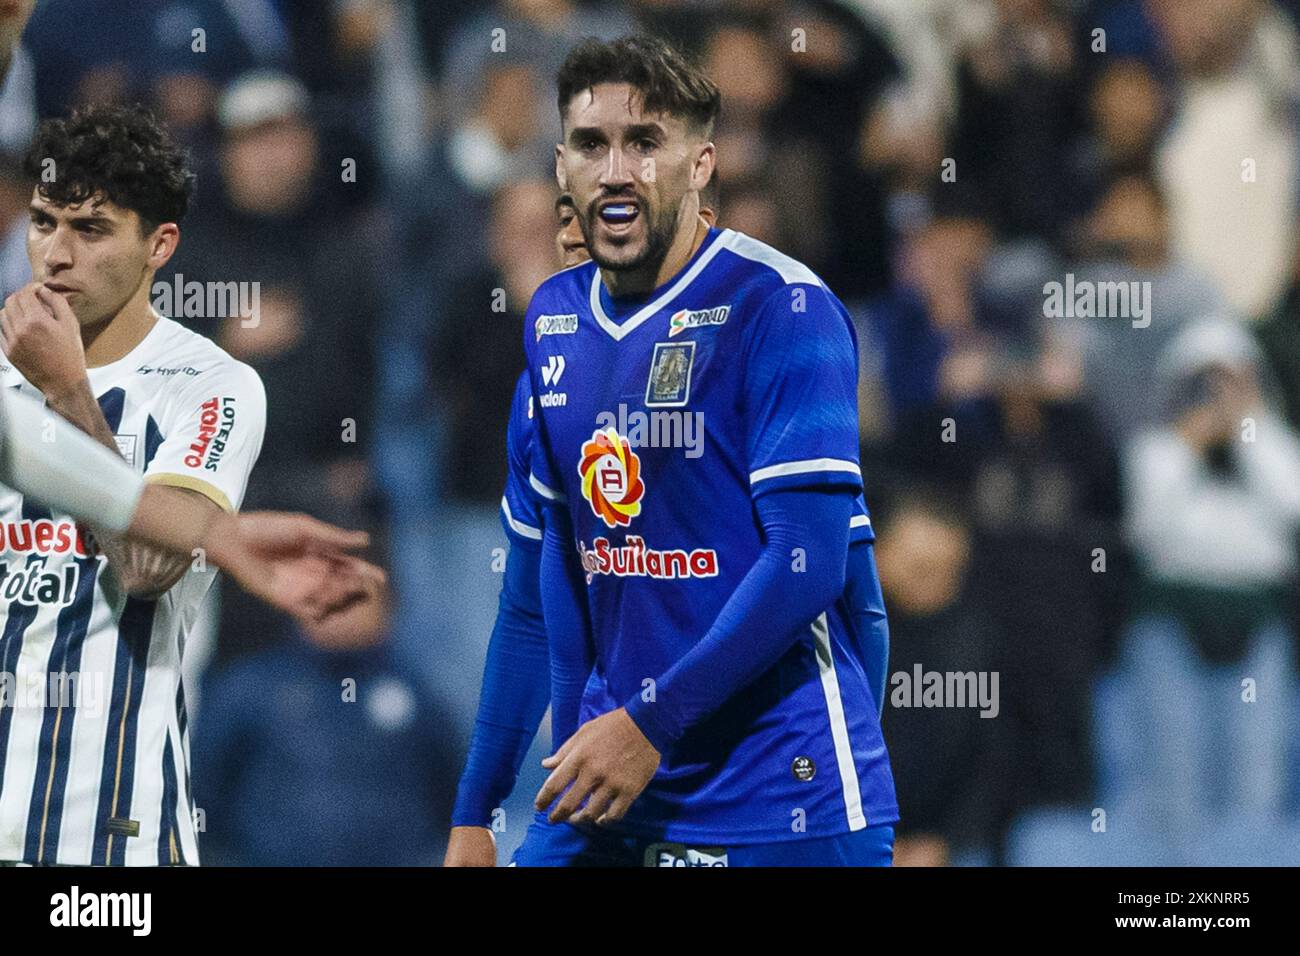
<box><xmin>588</xmin><ymin>228</ymin><xmax>734</xmax><ymax>342</ymax></box>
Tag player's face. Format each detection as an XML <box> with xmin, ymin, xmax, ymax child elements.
<box><xmin>26</xmin><ymin>191</ymin><xmax>164</xmax><ymax>327</ymax></box>
<box><xmin>556</xmin><ymin>200</ymin><xmax>589</xmax><ymax>267</ymax></box>
<box><xmin>557</xmin><ymin>82</ymin><xmax>708</xmax><ymax>274</ymax></box>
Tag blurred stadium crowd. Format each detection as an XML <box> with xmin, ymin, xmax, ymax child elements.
<box><xmin>5</xmin><ymin>0</ymin><xmax>1299</xmax><ymax>865</ymax></box>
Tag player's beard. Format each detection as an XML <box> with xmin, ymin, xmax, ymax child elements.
<box><xmin>582</xmin><ymin>194</ymin><xmax>675</xmax><ymax>277</ymax></box>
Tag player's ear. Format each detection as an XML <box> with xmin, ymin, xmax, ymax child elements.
<box><xmin>691</xmin><ymin>142</ymin><xmax>715</xmax><ymax>193</ymax></box>
<box><xmin>555</xmin><ymin>144</ymin><xmax>568</xmax><ymax>191</ymax></box>
<box><xmin>147</xmin><ymin>222</ymin><xmax>181</xmax><ymax>271</ymax></box>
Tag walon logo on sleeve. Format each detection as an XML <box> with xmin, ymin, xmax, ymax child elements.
<box><xmin>184</xmin><ymin>397</ymin><xmax>238</xmax><ymax>472</ymax></box>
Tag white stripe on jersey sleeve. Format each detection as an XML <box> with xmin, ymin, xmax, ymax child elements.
<box><xmin>748</xmin><ymin>457</ymin><xmax>862</xmax><ymax>486</ymax></box>
<box><xmin>501</xmin><ymin>496</ymin><xmax>542</xmax><ymax>541</ymax></box>
<box><xmin>528</xmin><ymin>472</ymin><xmax>566</xmax><ymax>503</ymax></box>
<box><xmin>721</xmin><ymin>230</ymin><xmax>826</xmax><ymax>287</ymax></box>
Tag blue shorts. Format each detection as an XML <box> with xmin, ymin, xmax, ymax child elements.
<box><xmin>511</xmin><ymin>816</ymin><xmax>894</xmax><ymax>867</ymax></box>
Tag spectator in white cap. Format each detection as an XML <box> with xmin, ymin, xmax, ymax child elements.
<box><xmin>216</xmin><ymin>70</ymin><xmax>317</xmax><ymax>220</ymax></box>
<box><xmin>1120</xmin><ymin>315</ymin><xmax>1300</xmax><ymax>842</ymax></box>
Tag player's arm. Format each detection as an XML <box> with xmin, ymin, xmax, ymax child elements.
<box><xmin>48</xmin><ymin>372</ymin><xmax>202</xmax><ymax>596</ymax></box>
<box><xmin>526</xmin><ymin>372</ymin><xmax>600</xmax><ymax>813</ymax></box>
<box><xmin>0</xmin><ymin>376</ymin><xmax>146</xmax><ymax>531</ymax></box>
<box><xmin>447</xmin><ymin>375</ymin><xmax>552</xmax><ymax>867</ymax></box>
<box><xmin>0</xmin><ymin>382</ymin><xmax>379</xmax><ymax>619</ymax></box>
<box><xmin>537</xmin><ymin>496</ymin><xmax>594</xmax><ymax>748</ymax></box>
<box><xmin>446</xmin><ymin>536</ymin><xmax>548</xmax><ymax>865</ymax></box>
<box><xmin>517</xmin><ymin>342</ymin><xmax>595</xmax><ymax>748</ymax></box>
<box><xmin>845</xmin><ymin>542</ymin><xmax>889</xmax><ymax>719</ymax></box>
<box><xmin>624</xmin><ymin>487</ymin><xmax>852</xmax><ymax>749</ymax></box>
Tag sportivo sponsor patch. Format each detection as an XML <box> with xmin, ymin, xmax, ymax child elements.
<box><xmin>535</xmin><ymin>313</ymin><xmax>578</xmax><ymax>341</ymax></box>
<box><xmin>184</xmin><ymin>396</ymin><xmax>238</xmax><ymax>472</ymax></box>
<box><xmin>668</xmin><ymin>304</ymin><xmax>729</xmax><ymax>337</ymax></box>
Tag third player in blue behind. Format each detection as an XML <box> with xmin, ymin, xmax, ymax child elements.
<box><xmin>517</xmin><ymin>35</ymin><xmax>898</xmax><ymax>866</ymax></box>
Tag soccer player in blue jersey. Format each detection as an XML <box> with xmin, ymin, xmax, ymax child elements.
<box><xmin>445</xmin><ymin>184</ymin><xmax>891</xmax><ymax>865</ymax></box>
<box><xmin>461</xmin><ymin>34</ymin><xmax>898</xmax><ymax>867</ymax></box>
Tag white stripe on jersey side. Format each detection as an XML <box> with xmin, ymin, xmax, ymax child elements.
<box><xmin>54</xmin><ymin>585</ymin><xmax>119</xmax><ymax>864</ymax></box>
<box><xmin>175</xmin><ymin>704</ymin><xmax>199</xmax><ymax>865</ymax></box>
<box><xmin>528</xmin><ymin>472</ymin><xmax>566</xmax><ymax>503</ymax></box>
<box><xmin>588</xmin><ymin>229</ymin><xmax>735</xmax><ymax>342</ymax></box>
<box><xmin>749</xmin><ymin>457</ymin><xmax>862</xmax><ymax>486</ymax></box>
<box><xmin>501</xmin><ymin>496</ymin><xmax>542</xmax><ymax>541</ymax></box>
<box><xmin>850</xmin><ymin>515</ymin><xmax>871</xmax><ymax>528</ymax></box>
<box><xmin>811</xmin><ymin>612</ymin><xmax>867</xmax><ymax>832</ymax></box>
<box><xmin>124</xmin><ymin>610</ymin><xmax>171</xmax><ymax>866</ymax></box>
<box><xmin>719</xmin><ymin>230</ymin><xmax>826</xmax><ymax>287</ymax></box>
<box><xmin>0</xmin><ymin>598</ymin><xmax>65</xmax><ymax>861</ymax></box>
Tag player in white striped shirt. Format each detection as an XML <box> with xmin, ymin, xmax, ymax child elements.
<box><xmin>0</xmin><ymin>103</ymin><xmax>305</xmax><ymax>865</ymax></box>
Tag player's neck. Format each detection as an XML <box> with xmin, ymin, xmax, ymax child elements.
<box><xmin>81</xmin><ymin>285</ymin><xmax>160</xmax><ymax>369</ymax></box>
<box><xmin>601</xmin><ymin>214</ymin><xmax>709</xmax><ymax>300</ymax></box>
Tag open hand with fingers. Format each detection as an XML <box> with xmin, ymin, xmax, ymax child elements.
<box><xmin>203</xmin><ymin>511</ymin><xmax>387</xmax><ymax>625</ymax></box>
<box><xmin>535</xmin><ymin>707</ymin><xmax>660</xmax><ymax>826</ymax></box>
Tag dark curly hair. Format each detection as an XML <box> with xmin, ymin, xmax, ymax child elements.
<box><xmin>22</xmin><ymin>104</ymin><xmax>196</xmax><ymax>233</ymax></box>
<box><xmin>556</xmin><ymin>35</ymin><xmax>721</xmax><ymax>135</ymax></box>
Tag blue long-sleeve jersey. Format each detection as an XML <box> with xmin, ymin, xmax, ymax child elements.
<box><xmin>525</xmin><ymin>229</ymin><xmax>896</xmax><ymax>842</ymax></box>
<box><xmin>450</xmin><ymin>372</ymin><xmax>890</xmax><ymax>830</ymax></box>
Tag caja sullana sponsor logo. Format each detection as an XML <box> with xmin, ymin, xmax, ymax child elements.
<box><xmin>576</xmin><ymin>427</ymin><xmax>718</xmax><ymax>581</ymax></box>
<box><xmin>185</xmin><ymin>396</ymin><xmax>237</xmax><ymax>472</ymax></box>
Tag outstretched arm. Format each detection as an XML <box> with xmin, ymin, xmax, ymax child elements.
<box><xmin>0</xmin><ymin>384</ymin><xmax>382</xmax><ymax>621</ymax></box>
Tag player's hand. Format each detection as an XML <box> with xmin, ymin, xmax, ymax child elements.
<box><xmin>1</xmin><ymin>284</ymin><xmax>90</xmax><ymax>402</ymax></box>
<box><xmin>535</xmin><ymin>707</ymin><xmax>660</xmax><ymax>826</ymax></box>
<box><xmin>203</xmin><ymin>512</ymin><xmax>386</xmax><ymax>623</ymax></box>
<box><xmin>444</xmin><ymin>826</ymin><xmax>497</xmax><ymax>867</ymax></box>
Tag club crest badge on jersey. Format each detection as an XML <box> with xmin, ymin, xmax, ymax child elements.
<box><xmin>114</xmin><ymin>434</ymin><xmax>138</xmax><ymax>467</ymax></box>
<box><xmin>578</xmin><ymin>427</ymin><xmax>645</xmax><ymax>528</ymax></box>
<box><xmin>645</xmin><ymin>341</ymin><xmax>694</xmax><ymax>407</ymax></box>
